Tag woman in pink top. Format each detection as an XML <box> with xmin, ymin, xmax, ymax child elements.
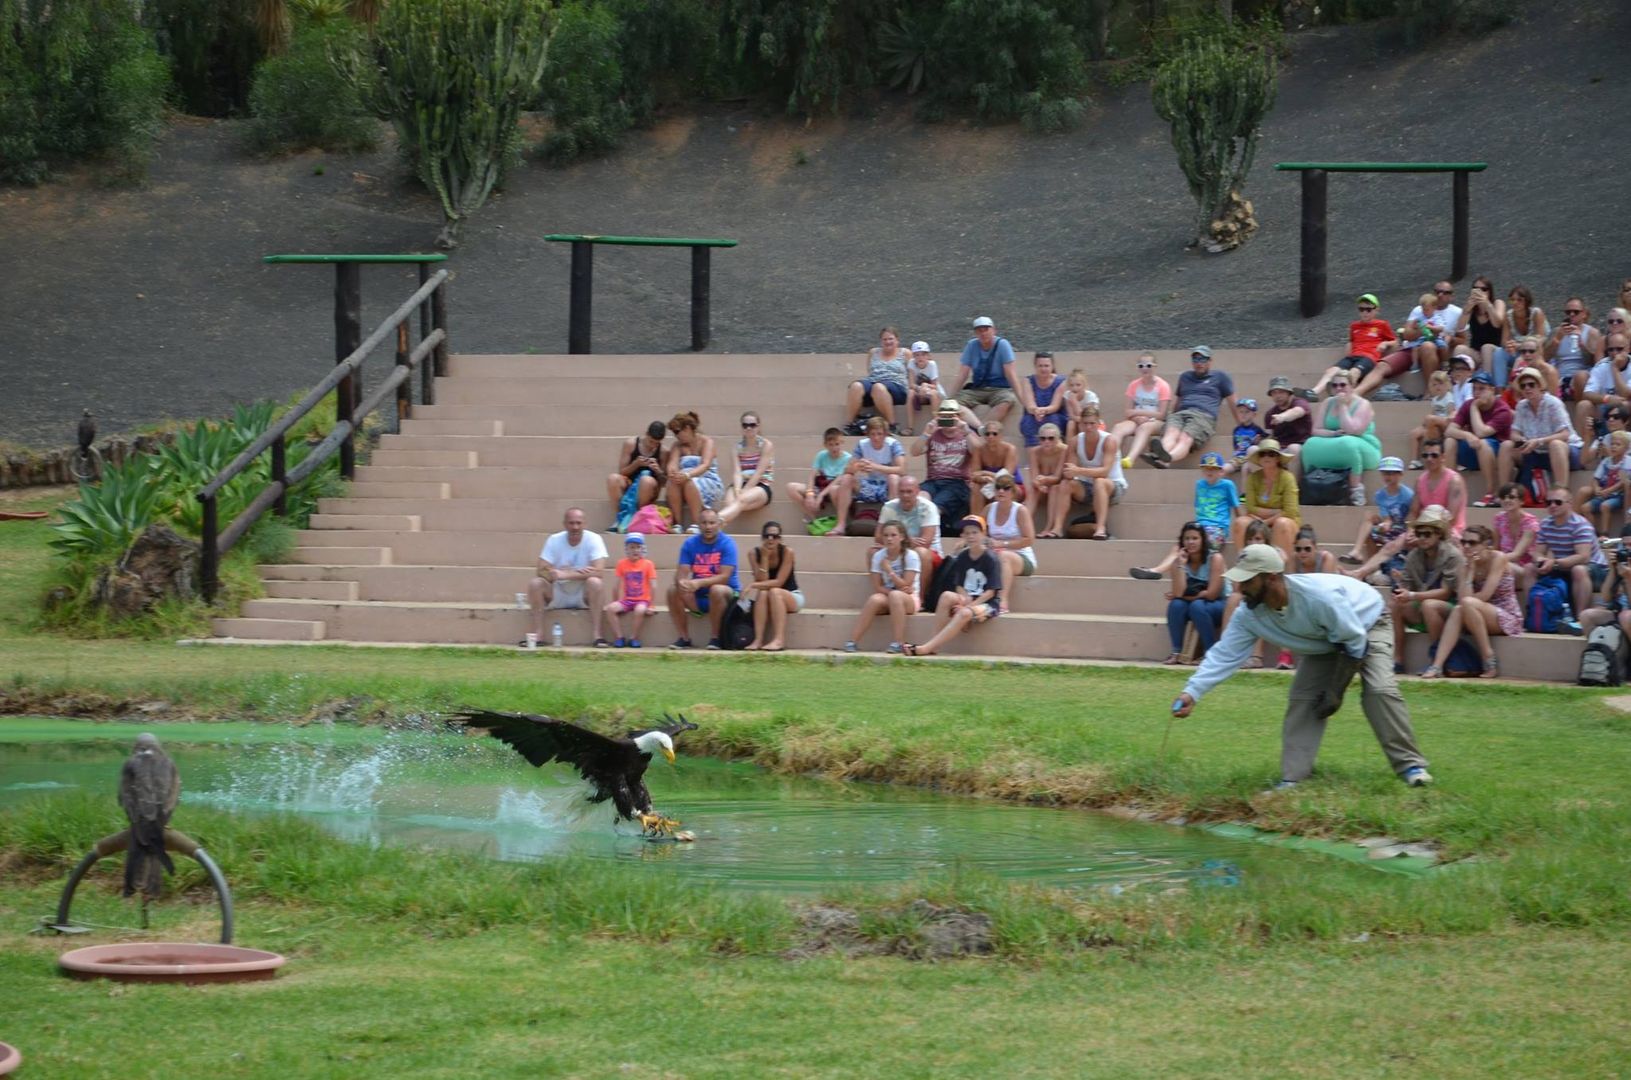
<box><xmin>1111</xmin><ymin>353</ymin><xmax>1172</xmax><ymax>468</ymax></box>
<box><xmin>1491</xmin><ymin>481</ymin><xmax>1540</xmax><ymax>597</ymax></box>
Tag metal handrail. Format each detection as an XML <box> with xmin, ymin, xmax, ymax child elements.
<box><xmin>196</xmin><ymin>266</ymin><xmax>449</xmax><ymax>601</ymax></box>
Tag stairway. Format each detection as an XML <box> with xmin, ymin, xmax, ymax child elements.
<box><xmin>213</xmin><ymin>349</ymin><xmax>1595</xmax><ymax>681</ymax></box>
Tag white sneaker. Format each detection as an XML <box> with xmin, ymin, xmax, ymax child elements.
<box><xmin>1349</xmin><ymin>485</ymin><xmax>1367</xmax><ymax>506</ymax></box>
<box><xmin>1402</xmin><ymin>766</ymin><xmax>1433</xmax><ymax>787</ymax></box>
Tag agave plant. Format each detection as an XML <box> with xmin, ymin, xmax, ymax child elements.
<box><xmin>875</xmin><ymin>10</ymin><xmax>931</xmax><ymax>96</ymax></box>
<box><xmin>50</xmin><ymin>460</ymin><xmax>164</xmax><ymax>567</ymax></box>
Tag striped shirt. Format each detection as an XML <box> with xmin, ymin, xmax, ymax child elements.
<box><xmin>1534</xmin><ymin>511</ymin><xmax>1606</xmax><ymax>566</ymax></box>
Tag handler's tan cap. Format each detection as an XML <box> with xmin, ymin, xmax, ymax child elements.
<box><xmin>1224</xmin><ymin>543</ymin><xmax>1286</xmax><ymax>583</ymax></box>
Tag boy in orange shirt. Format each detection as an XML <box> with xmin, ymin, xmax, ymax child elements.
<box><xmin>604</xmin><ymin>533</ymin><xmax>657</xmax><ymax>648</ymax></box>
<box><xmin>1311</xmin><ymin>292</ymin><xmax>1398</xmax><ymax>398</ymax></box>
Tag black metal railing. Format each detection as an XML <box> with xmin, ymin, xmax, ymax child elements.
<box><xmin>196</xmin><ymin>258</ymin><xmax>450</xmax><ymax>602</ymax></box>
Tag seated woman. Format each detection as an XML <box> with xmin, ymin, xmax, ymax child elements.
<box><xmin>1026</xmin><ymin>423</ymin><xmax>1069</xmax><ymax>537</ymax></box>
<box><xmin>984</xmin><ymin>474</ymin><xmax>1037</xmax><ymax>611</ymax></box>
<box><xmin>1230</xmin><ymin>439</ymin><xmax>1300</xmax><ymax>556</ymax></box>
<box><xmin>665</xmin><ymin>411</ymin><xmax>721</xmax><ymax>533</ymax></box>
<box><xmin>1288</xmin><ymin>524</ymin><xmax>1340</xmax><ymax>575</ymax></box>
<box><xmin>844</xmin><ymin>521</ymin><xmax>921</xmax><ymax>654</ymax></box>
<box><xmin>1420</xmin><ymin>523</ymin><xmax>1520</xmax><ymax>679</ymax></box>
<box><xmin>968</xmin><ymin>420</ymin><xmax>1022</xmax><ymax>515</ymax></box>
<box><xmin>848</xmin><ymin>415</ymin><xmax>907</xmax><ymax>508</ymax></box>
<box><xmin>1491</xmin><ymin>482</ymin><xmax>1540</xmax><ymax>598</ymax></box>
<box><xmin>717</xmin><ymin>411</ymin><xmax>775</xmax><ymax>526</ymax></box>
<box><xmin>845</xmin><ymin>326</ymin><xmax>910</xmax><ymax>434</ymax></box>
<box><xmin>1162</xmin><ymin>521</ymin><xmax>1228</xmax><ymax>665</ymax></box>
<box><xmin>743</xmin><ymin>522</ymin><xmax>801</xmax><ymax>652</ymax></box>
<box><xmin>1299</xmin><ymin>375</ymin><xmax>1381</xmax><ymax>507</ymax></box>
<box><xmin>1051</xmin><ymin>404</ymin><xmax>1125</xmax><ymax>541</ymax></box>
<box><xmin>1018</xmin><ymin>351</ymin><xmax>1070</xmax><ymax>448</ymax></box>
<box><xmin>606</xmin><ymin>420</ymin><xmax>668</xmax><ymax>531</ymax></box>
<box><xmin>903</xmin><ymin>515</ymin><xmax>1001</xmax><ymax>657</ymax></box>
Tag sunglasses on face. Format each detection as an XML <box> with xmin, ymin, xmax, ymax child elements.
<box><xmin>1463</xmin><ymin>538</ymin><xmax>1482</xmax><ymax>547</ymax></box>
<box><xmin>1040</xmin><ymin>436</ymin><xmax>1059</xmax><ymax>442</ymax></box>
<box><xmin>1518</xmin><ymin>348</ymin><xmax>1539</xmax><ymax>355</ymax></box>
<box><xmin>1422</xmin><ymin>452</ymin><xmax>1441</xmax><ymax>459</ymax></box>
<box><xmin>1137</xmin><ymin>363</ymin><xmax>1155</xmax><ymax>369</ymax></box>
<box><xmin>1566</xmin><ymin>308</ymin><xmax>1584</xmax><ymax>315</ymax></box>
<box><xmin>1547</xmin><ymin>498</ymin><xmax>1568</xmax><ymax>506</ymax></box>
<box><xmin>1609</xmin><ymin>318</ymin><xmax>1626</xmax><ymax>324</ymax></box>
<box><xmin>1329</xmin><ymin>381</ymin><xmax>1349</xmax><ymax>389</ymax></box>
<box><xmin>742</xmin><ymin>421</ymin><xmax>758</xmax><ymax>428</ymax></box>
<box><xmin>1435</xmin><ymin>288</ymin><xmax>1454</xmax><ymax>295</ymax></box>
<box><xmin>1294</xmin><ymin>546</ymin><xmax>1315</xmax><ymax>553</ymax></box>
<box><xmin>763</xmin><ymin>532</ymin><xmax>781</xmax><ymax>540</ymax></box>
<box><xmin>1191</xmin><ymin>356</ymin><xmax>1209</xmax><ymax>363</ymax></box>
<box><xmin>1358</xmin><ymin>305</ymin><xmax>1375</xmax><ymax>312</ymax></box>
<box><xmin>1414</xmin><ymin>529</ymin><xmax>1439</xmax><ymax>538</ymax></box>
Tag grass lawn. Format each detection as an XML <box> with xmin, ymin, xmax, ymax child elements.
<box><xmin>3</xmin><ymin>487</ymin><xmax>1631</xmax><ymax>1076</ymax></box>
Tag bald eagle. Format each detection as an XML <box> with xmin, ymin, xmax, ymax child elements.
<box><xmin>119</xmin><ymin>733</ymin><xmax>179</xmax><ymax>900</ymax></box>
<box><xmin>453</xmin><ymin>710</ymin><xmax>697</xmax><ymax>836</ymax></box>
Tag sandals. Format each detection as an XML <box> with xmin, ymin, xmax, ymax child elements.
<box><xmin>1480</xmin><ymin>654</ymin><xmax>1499</xmax><ymax>679</ymax></box>
<box><xmin>1129</xmin><ymin>567</ymin><xmax>1163</xmax><ymax>580</ymax></box>
<box><xmin>1162</xmin><ymin>652</ymin><xmax>1183</xmax><ymax>665</ymax></box>
<box><xmin>1419</xmin><ymin>664</ymin><xmax>1442</xmax><ymax>679</ymax></box>
<box><xmin>902</xmin><ymin>643</ymin><xmax>924</xmax><ymax>657</ymax></box>
<box><xmin>1338</xmin><ymin>553</ymin><xmax>1363</xmax><ymax>566</ymax></box>
<box><xmin>1091</xmin><ymin>530</ymin><xmax>1109</xmax><ymax>541</ymax></box>
<box><xmin>1037</xmin><ymin>531</ymin><xmax>1060</xmax><ymax>539</ymax></box>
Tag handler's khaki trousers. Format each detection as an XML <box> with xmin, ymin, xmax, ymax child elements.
<box><xmin>1281</xmin><ymin>612</ymin><xmax>1428</xmax><ymax>783</ymax></box>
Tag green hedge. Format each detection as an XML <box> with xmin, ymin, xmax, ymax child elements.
<box><xmin>244</xmin><ymin>18</ymin><xmax>379</xmax><ymax>155</ymax></box>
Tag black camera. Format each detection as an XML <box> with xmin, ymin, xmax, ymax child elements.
<box><xmin>1617</xmin><ymin>547</ymin><xmax>1631</xmax><ymax>565</ymax></box>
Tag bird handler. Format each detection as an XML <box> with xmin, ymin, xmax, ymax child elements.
<box><xmin>1170</xmin><ymin>544</ymin><xmax>1434</xmax><ymax>790</ymax></box>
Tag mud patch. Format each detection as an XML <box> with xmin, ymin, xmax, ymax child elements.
<box><xmin>785</xmin><ymin>899</ymin><xmax>993</xmax><ymax>960</ymax></box>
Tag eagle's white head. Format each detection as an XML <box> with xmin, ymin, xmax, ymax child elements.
<box><xmin>633</xmin><ymin>730</ymin><xmax>675</xmax><ymax>764</ymax></box>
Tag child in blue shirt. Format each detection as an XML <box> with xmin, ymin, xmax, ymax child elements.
<box><xmin>1130</xmin><ymin>452</ymin><xmax>1240</xmax><ymax>578</ymax></box>
<box><xmin>1223</xmin><ymin>398</ymin><xmax>1267</xmax><ymax>476</ymax></box>
<box><xmin>785</xmin><ymin>427</ymin><xmax>854</xmax><ymax>532</ymax></box>
<box><xmin>1340</xmin><ymin>456</ymin><xmax>1413</xmax><ymax>569</ymax></box>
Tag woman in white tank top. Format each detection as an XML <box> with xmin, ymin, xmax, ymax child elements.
<box><xmin>985</xmin><ymin>474</ymin><xmax>1037</xmax><ymax>609</ymax></box>
<box><xmin>1051</xmin><ymin>404</ymin><xmax>1126</xmax><ymax>540</ymax></box>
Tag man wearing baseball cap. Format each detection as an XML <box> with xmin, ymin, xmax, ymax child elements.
<box><xmin>951</xmin><ymin>316</ymin><xmax>1020</xmax><ymax>425</ymax></box>
<box><xmin>1143</xmin><ymin>346</ymin><xmax>1236</xmax><ymax>470</ymax></box>
<box><xmin>1447</xmin><ymin>372</ymin><xmax>1513</xmax><ymax>505</ymax></box>
<box><xmin>1172</xmin><ymin>544</ymin><xmax>1433</xmax><ymax>790</ymax></box>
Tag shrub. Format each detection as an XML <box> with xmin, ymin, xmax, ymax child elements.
<box><xmin>244</xmin><ymin>18</ymin><xmax>379</xmax><ymax>155</ymax></box>
<box><xmin>717</xmin><ymin>0</ymin><xmax>875</xmax><ymax>116</ymax></box>
<box><xmin>537</xmin><ymin>1</ymin><xmax>630</xmax><ymax>162</ymax></box>
<box><xmin>370</xmin><ymin>0</ymin><xmax>551</xmax><ymax>248</ymax></box>
<box><xmin>0</xmin><ymin>0</ymin><xmax>169</xmax><ymax>184</ymax></box>
<box><xmin>145</xmin><ymin>0</ymin><xmax>261</xmax><ymax>117</ymax></box>
<box><xmin>900</xmin><ymin>0</ymin><xmax>1092</xmax><ymax>126</ymax></box>
<box><xmin>1151</xmin><ymin>32</ymin><xmax>1277</xmax><ymax>249</ymax></box>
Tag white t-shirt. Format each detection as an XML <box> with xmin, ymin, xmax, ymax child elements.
<box><xmin>909</xmin><ymin>359</ymin><xmax>941</xmax><ymax>393</ymax></box>
<box><xmin>1404</xmin><ymin>304</ymin><xmax>1462</xmax><ymax>349</ymax></box>
<box><xmin>1585</xmin><ymin>360</ymin><xmax>1626</xmax><ymax>397</ymax></box>
<box><xmin>540</xmin><ymin>529</ymin><xmax>608</xmax><ymax>606</ymax></box>
<box><xmin>879</xmin><ymin>498</ymin><xmax>943</xmax><ymax>554</ymax></box>
<box><xmin>869</xmin><ymin>547</ymin><xmax>922</xmax><ymax>584</ymax></box>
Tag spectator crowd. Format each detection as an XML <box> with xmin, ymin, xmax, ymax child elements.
<box><xmin>536</xmin><ymin>283</ymin><xmax>1631</xmax><ymax>674</ymax></box>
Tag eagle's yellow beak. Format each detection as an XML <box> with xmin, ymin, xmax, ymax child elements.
<box><xmin>661</xmin><ymin>746</ymin><xmax>675</xmax><ymax>764</ymax></box>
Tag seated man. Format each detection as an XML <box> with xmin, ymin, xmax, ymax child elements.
<box><xmin>1576</xmin><ymin>331</ymin><xmax>1631</xmax><ymax>435</ymax></box>
<box><xmin>913</xmin><ymin>401</ymin><xmax>983</xmax><ymax>534</ymax></box>
<box><xmin>526</xmin><ymin>507</ymin><xmax>608</xmax><ymax>648</ymax></box>
<box><xmin>1544</xmin><ymin>298</ymin><xmax>1602</xmax><ymax>402</ymax></box>
<box><xmin>1052</xmin><ymin>404</ymin><xmax>1124</xmax><ymax>541</ymax></box>
<box><xmin>1448</xmin><ymin>373</ymin><xmax>1512</xmax><ymax>507</ymax></box>
<box><xmin>951</xmin><ymin>316</ymin><xmax>1020</xmax><ymax>425</ymax></box>
<box><xmin>1533</xmin><ymin>487</ymin><xmax>1608</xmax><ymax>631</ymax></box>
<box><xmin>666</xmin><ymin>508</ymin><xmax>740</xmax><ymax>650</ymax></box>
<box><xmin>876</xmin><ymin>475</ymin><xmax>943</xmax><ymax>603</ymax></box>
<box><xmin>1143</xmin><ymin>346</ymin><xmax>1236</xmax><ymax>470</ymax></box>
<box><xmin>1498</xmin><ymin>370</ymin><xmax>1582</xmax><ymax>493</ymax></box>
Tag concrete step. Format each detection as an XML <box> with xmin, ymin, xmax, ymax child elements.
<box><xmin>306</xmin><ymin>514</ymin><xmax>421</xmax><ymax>532</ymax></box>
<box><xmin>210</xmin><ymin>617</ymin><xmax>326</xmax><ymax>641</ymax></box>
<box><xmin>263</xmin><ymin>579</ymin><xmax>359</xmax><ymax>601</ymax></box>
<box><xmin>431</xmin><ymin>375</ymin><xmax>855</xmax><ymax>407</ymax></box>
<box><xmin>365</xmin><ymin>449</ymin><xmax>479</xmax><ymax>469</ymax></box>
<box><xmin>344</xmin><ymin>482</ymin><xmax>451</xmax><ymax>500</ymax></box>
<box><xmin>289</xmin><ymin>546</ymin><xmax>391</xmax><ymax>566</ymax></box>
<box><xmin>397</xmin><ymin>418</ymin><xmax>505</xmax><ymax>437</ymax></box>
<box><xmin>308</xmin><ymin>494</ymin><xmax>1394</xmax><ymax>541</ymax></box>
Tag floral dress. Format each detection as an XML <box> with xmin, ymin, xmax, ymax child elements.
<box><xmin>1475</xmin><ymin>563</ymin><xmax>1525</xmax><ymax>637</ymax></box>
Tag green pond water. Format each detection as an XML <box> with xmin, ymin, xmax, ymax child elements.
<box><xmin>0</xmin><ymin>719</ymin><xmax>1430</xmax><ymax>893</ymax></box>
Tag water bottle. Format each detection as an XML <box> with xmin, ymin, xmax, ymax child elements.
<box><xmin>551</xmin><ymin>622</ymin><xmax>563</xmax><ymax>648</ymax></box>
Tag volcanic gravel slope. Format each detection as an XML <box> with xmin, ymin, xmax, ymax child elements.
<box><xmin>1</xmin><ymin>0</ymin><xmax>1626</xmax><ymax>447</ymax></box>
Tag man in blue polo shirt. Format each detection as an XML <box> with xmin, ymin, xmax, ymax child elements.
<box><xmin>952</xmin><ymin>316</ymin><xmax>1020</xmax><ymax>425</ymax></box>
<box><xmin>666</xmin><ymin>508</ymin><xmax>740</xmax><ymax>650</ymax></box>
<box><xmin>1144</xmin><ymin>346</ymin><xmax>1236</xmax><ymax>469</ymax></box>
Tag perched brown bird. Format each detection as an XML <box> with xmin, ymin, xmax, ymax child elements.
<box><xmin>77</xmin><ymin>409</ymin><xmax>96</xmax><ymax>453</ymax></box>
<box><xmin>118</xmin><ymin>733</ymin><xmax>180</xmax><ymax>900</ymax></box>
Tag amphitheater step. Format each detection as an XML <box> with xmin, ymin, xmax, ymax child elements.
<box><xmin>367</xmin><ymin>449</ymin><xmax>478</xmax><ymax>468</ymax></box>
<box><xmin>397</xmin><ymin>418</ymin><xmax>504</xmax><ymax>437</ymax></box>
<box><xmin>340</xmin><ymin>482</ymin><xmax>451</xmax><ymax>500</ymax></box>
<box><xmin>210</xmin><ymin>617</ymin><xmax>327</xmax><ymax>641</ymax></box>
<box><xmin>307</xmin><ymin>514</ymin><xmax>422</xmax><ymax>532</ymax></box>
<box><xmin>263</xmin><ymin>579</ymin><xmax>359</xmax><ymax>601</ymax></box>
<box><xmin>290</xmin><ymin>546</ymin><xmax>391</xmax><ymax>566</ymax></box>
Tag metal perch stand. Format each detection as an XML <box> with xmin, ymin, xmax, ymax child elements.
<box><xmin>48</xmin><ymin>828</ymin><xmax>235</xmax><ymax>944</ymax></box>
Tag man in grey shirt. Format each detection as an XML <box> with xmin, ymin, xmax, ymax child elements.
<box><xmin>1172</xmin><ymin>544</ymin><xmax>1433</xmax><ymax>790</ymax></box>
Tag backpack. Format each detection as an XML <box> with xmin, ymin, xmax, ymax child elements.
<box><xmin>1441</xmin><ymin>637</ymin><xmax>1483</xmax><ymax>677</ymax></box>
<box><xmin>1578</xmin><ymin>624</ymin><xmax>1628</xmax><ymax>686</ymax></box>
<box><xmin>1516</xmin><ymin>457</ymin><xmax>1551</xmax><ymax>508</ymax></box>
<box><xmin>719</xmin><ymin>598</ymin><xmax>756</xmax><ymax>650</ymax></box>
<box><xmin>1525</xmin><ymin>576</ymin><xmax>1571</xmax><ymax>633</ymax></box>
<box><xmin>627</xmin><ymin>504</ymin><xmax>669</xmax><ymax>535</ymax></box>
<box><xmin>1300</xmin><ymin>467</ymin><xmax>1352</xmax><ymax>507</ymax></box>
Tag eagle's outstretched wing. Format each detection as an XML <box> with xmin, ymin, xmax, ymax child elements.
<box><xmin>451</xmin><ymin>708</ymin><xmax>632</xmax><ymax>775</ymax></box>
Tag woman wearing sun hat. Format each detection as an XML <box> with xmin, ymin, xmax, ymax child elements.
<box><xmin>1300</xmin><ymin>372</ymin><xmax>1383</xmax><ymax>507</ymax></box>
<box><xmin>1231</xmin><ymin>439</ymin><xmax>1300</xmax><ymax>557</ymax></box>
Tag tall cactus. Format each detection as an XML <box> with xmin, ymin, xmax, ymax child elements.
<box><xmin>369</xmin><ymin>0</ymin><xmax>549</xmax><ymax>248</ymax></box>
<box><xmin>1151</xmin><ymin>35</ymin><xmax>1276</xmax><ymax>250</ymax></box>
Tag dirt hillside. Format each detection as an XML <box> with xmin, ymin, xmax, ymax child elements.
<box><xmin>0</xmin><ymin>0</ymin><xmax>1625</xmax><ymax>447</ymax></box>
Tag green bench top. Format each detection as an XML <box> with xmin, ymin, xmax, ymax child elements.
<box><xmin>544</xmin><ymin>234</ymin><xmax>738</xmax><ymax>247</ymax></box>
<box><xmin>1274</xmin><ymin>162</ymin><xmax>1488</xmax><ymax>173</ymax></box>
